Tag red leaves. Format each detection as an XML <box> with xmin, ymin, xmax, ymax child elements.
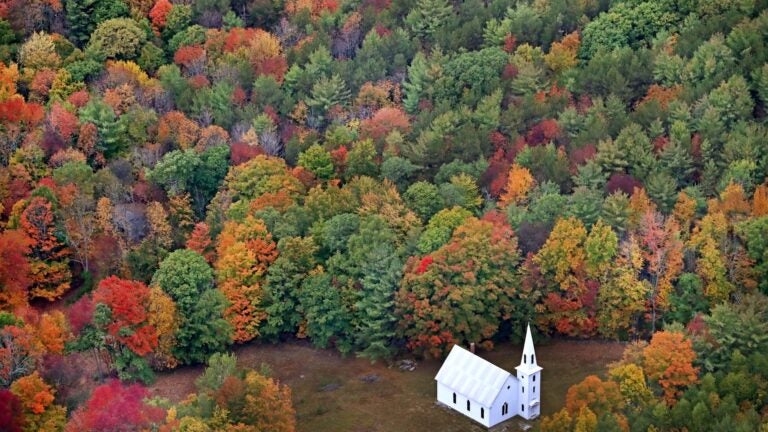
<box><xmin>0</xmin><ymin>97</ymin><xmax>44</xmax><ymax>126</ymax></box>
<box><xmin>93</xmin><ymin>276</ymin><xmax>158</xmax><ymax>356</ymax></box>
<box><xmin>47</xmin><ymin>103</ymin><xmax>79</xmax><ymax>142</ymax></box>
<box><xmin>67</xmin><ymin>296</ymin><xmax>94</xmax><ymax>336</ymax></box>
<box><xmin>360</xmin><ymin>107</ymin><xmax>411</xmax><ymax>143</ymax></box>
<box><xmin>0</xmin><ymin>230</ymin><xmax>32</xmax><ymax>311</ymax></box>
<box><xmin>415</xmin><ymin>256</ymin><xmax>433</xmax><ymax>274</ymax></box>
<box><xmin>149</xmin><ymin>0</ymin><xmax>172</xmax><ymax>29</ymax></box>
<box><xmin>0</xmin><ymin>390</ymin><xmax>24</xmax><ymax>432</ymax></box>
<box><xmin>526</xmin><ymin>118</ymin><xmax>561</xmax><ymax>146</ymax></box>
<box><xmin>173</xmin><ymin>45</ymin><xmax>206</xmax><ymax>70</ymax></box>
<box><xmin>66</xmin><ymin>381</ymin><xmax>164</xmax><ymax>432</ymax></box>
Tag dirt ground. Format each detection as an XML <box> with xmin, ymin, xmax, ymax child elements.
<box><xmin>149</xmin><ymin>339</ymin><xmax>626</xmax><ymax>432</ymax></box>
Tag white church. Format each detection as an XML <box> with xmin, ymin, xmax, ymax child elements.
<box><xmin>434</xmin><ymin>324</ymin><xmax>542</xmax><ymax>427</ymax></box>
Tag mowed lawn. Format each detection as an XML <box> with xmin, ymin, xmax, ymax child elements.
<box><xmin>150</xmin><ymin>340</ymin><xmax>626</xmax><ymax>432</ymax></box>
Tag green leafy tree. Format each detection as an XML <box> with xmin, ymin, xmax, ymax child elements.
<box><xmin>86</xmin><ymin>18</ymin><xmax>147</xmax><ymax>60</ymax></box>
<box><xmin>152</xmin><ymin>249</ymin><xmax>232</xmax><ymax>364</ymax></box>
<box><xmin>298</xmin><ymin>144</ymin><xmax>334</xmax><ymax>180</ymax></box>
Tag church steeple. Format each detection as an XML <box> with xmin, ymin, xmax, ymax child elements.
<box><xmin>515</xmin><ymin>323</ymin><xmax>542</xmax><ymax>420</ymax></box>
<box><xmin>520</xmin><ymin>323</ymin><xmax>537</xmax><ymax>368</ymax></box>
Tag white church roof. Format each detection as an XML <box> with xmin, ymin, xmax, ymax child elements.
<box><xmin>434</xmin><ymin>345</ymin><xmax>511</xmax><ymax>406</ymax></box>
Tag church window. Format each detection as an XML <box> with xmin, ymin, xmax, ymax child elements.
<box><xmin>481</xmin><ymin>408</ymin><xmax>484</xmax><ymax>419</ymax></box>
<box><xmin>467</xmin><ymin>401</ymin><xmax>471</xmax><ymax>411</ymax></box>
<box><xmin>533</xmin><ymin>386</ymin><xmax>536</xmax><ymax>393</ymax></box>
<box><xmin>522</xmin><ymin>386</ymin><xmax>524</xmax><ymax>393</ymax></box>
<box><xmin>521</xmin><ymin>404</ymin><xmax>524</xmax><ymax>412</ymax></box>
<box><xmin>533</xmin><ymin>375</ymin><xmax>536</xmax><ymax>382</ymax></box>
<box><xmin>502</xmin><ymin>402</ymin><xmax>508</xmax><ymax>415</ymax></box>
<box><xmin>453</xmin><ymin>393</ymin><xmax>456</xmax><ymax>404</ymax></box>
<box><xmin>532</xmin><ymin>354</ymin><xmax>535</xmax><ymax>363</ymax></box>
<box><xmin>524</xmin><ymin>354</ymin><xmax>527</xmax><ymax>364</ymax></box>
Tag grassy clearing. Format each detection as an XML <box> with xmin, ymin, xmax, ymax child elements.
<box><xmin>150</xmin><ymin>339</ymin><xmax>625</xmax><ymax>432</ymax></box>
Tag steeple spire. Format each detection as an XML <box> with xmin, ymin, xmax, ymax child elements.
<box><xmin>517</xmin><ymin>323</ymin><xmax>540</xmax><ymax>371</ymax></box>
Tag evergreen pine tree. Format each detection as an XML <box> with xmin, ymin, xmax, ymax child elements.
<box><xmin>403</xmin><ymin>52</ymin><xmax>429</xmax><ymax>114</ymax></box>
<box><xmin>355</xmin><ymin>245</ymin><xmax>402</xmax><ymax>362</ymax></box>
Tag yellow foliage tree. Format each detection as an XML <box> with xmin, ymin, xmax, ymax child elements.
<box><xmin>500</xmin><ymin>164</ymin><xmax>535</xmax><ymax>206</ymax></box>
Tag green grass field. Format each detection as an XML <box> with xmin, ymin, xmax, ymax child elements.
<box><xmin>151</xmin><ymin>339</ymin><xmax>626</xmax><ymax>432</ymax></box>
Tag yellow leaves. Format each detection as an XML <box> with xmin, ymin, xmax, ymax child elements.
<box><xmin>106</xmin><ymin>60</ymin><xmax>155</xmax><ymax>88</ymax></box>
<box><xmin>500</xmin><ymin>164</ymin><xmax>535</xmax><ymax>206</ymax></box>
<box><xmin>535</xmin><ymin>217</ymin><xmax>587</xmax><ymax>291</ymax></box>
<box><xmin>215</xmin><ymin>216</ymin><xmax>277</xmax><ymax>343</ymax></box>
<box><xmin>628</xmin><ymin>188</ymin><xmax>656</xmax><ymax>230</ymax></box>
<box><xmin>0</xmin><ymin>62</ymin><xmax>19</xmax><ymax>101</ymax></box>
<box><xmin>146</xmin><ymin>201</ymin><xmax>173</xmax><ymax>249</ymax></box>
<box><xmin>544</xmin><ymin>32</ymin><xmax>580</xmax><ymax>74</ymax></box>
<box><xmin>708</xmin><ymin>182</ymin><xmax>750</xmax><ymax>222</ymax></box>
<box><xmin>672</xmin><ymin>191</ymin><xmax>697</xmax><ymax>235</ymax></box>
<box><xmin>147</xmin><ymin>286</ymin><xmax>179</xmax><ymax>369</ymax></box>
<box><xmin>607</xmin><ymin>363</ymin><xmax>652</xmax><ymax>407</ymax></box>
<box><xmin>18</xmin><ymin>32</ymin><xmax>60</xmax><ymax>72</ymax></box>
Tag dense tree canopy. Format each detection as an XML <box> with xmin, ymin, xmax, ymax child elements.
<box><xmin>2</xmin><ymin>0</ymin><xmax>768</xmax><ymax>428</ymax></box>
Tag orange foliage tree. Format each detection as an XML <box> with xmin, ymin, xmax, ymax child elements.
<box><xmin>500</xmin><ymin>163</ymin><xmax>535</xmax><ymax>206</ymax></box>
<box><xmin>565</xmin><ymin>375</ymin><xmax>624</xmax><ymax>416</ymax></box>
<box><xmin>396</xmin><ymin>218</ymin><xmax>525</xmax><ymax>357</ymax></box>
<box><xmin>642</xmin><ymin>331</ymin><xmax>699</xmax><ymax>404</ymax></box>
<box><xmin>9</xmin><ymin>371</ymin><xmax>66</xmax><ymax>431</ymax></box>
<box><xmin>19</xmin><ymin>196</ymin><xmax>71</xmax><ymax>301</ymax></box>
<box><xmin>215</xmin><ymin>216</ymin><xmax>279</xmax><ymax>343</ymax></box>
<box><xmin>92</xmin><ymin>276</ymin><xmax>158</xmax><ymax>357</ymax></box>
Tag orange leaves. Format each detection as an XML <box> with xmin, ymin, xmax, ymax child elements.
<box><xmin>0</xmin><ymin>62</ymin><xmax>19</xmax><ymax>101</ymax></box>
<box><xmin>565</xmin><ymin>375</ymin><xmax>624</xmax><ymax>416</ymax></box>
<box><xmin>20</xmin><ymin>197</ymin><xmax>71</xmax><ymax>301</ymax></box>
<box><xmin>0</xmin><ymin>96</ymin><xmax>44</xmax><ymax>126</ymax></box>
<box><xmin>93</xmin><ymin>276</ymin><xmax>158</xmax><ymax>356</ymax></box>
<box><xmin>360</xmin><ymin>107</ymin><xmax>411</xmax><ymax>143</ymax></box>
<box><xmin>642</xmin><ymin>331</ymin><xmax>699</xmax><ymax>404</ymax></box>
<box><xmin>500</xmin><ymin>163</ymin><xmax>535</xmax><ymax>206</ymax></box>
<box><xmin>752</xmin><ymin>183</ymin><xmax>768</xmax><ymax>216</ymax></box>
<box><xmin>637</xmin><ymin>84</ymin><xmax>682</xmax><ymax>110</ymax></box>
<box><xmin>173</xmin><ymin>45</ymin><xmax>206</xmax><ymax>70</ymax></box>
<box><xmin>10</xmin><ymin>372</ymin><xmax>54</xmax><ymax>415</ymax></box>
<box><xmin>215</xmin><ymin>216</ymin><xmax>278</xmax><ymax>342</ymax></box>
<box><xmin>544</xmin><ymin>32</ymin><xmax>580</xmax><ymax>74</ymax></box>
<box><xmin>149</xmin><ymin>0</ymin><xmax>172</xmax><ymax>30</ymax></box>
<box><xmin>186</xmin><ymin>222</ymin><xmax>215</xmax><ymax>263</ymax></box>
<box><xmin>157</xmin><ymin>111</ymin><xmax>200</xmax><ymax>150</ymax></box>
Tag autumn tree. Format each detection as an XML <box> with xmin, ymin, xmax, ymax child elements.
<box><xmin>9</xmin><ymin>372</ymin><xmax>66</xmax><ymax>431</ymax></box>
<box><xmin>91</xmin><ymin>276</ymin><xmax>158</xmax><ymax>382</ymax></box>
<box><xmin>638</xmin><ymin>211</ymin><xmax>684</xmax><ymax>331</ymax></box>
<box><xmin>396</xmin><ymin>218</ymin><xmax>525</xmax><ymax>357</ymax></box>
<box><xmin>214</xmin><ymin>216</ymin><xmax>278</xmax><ymax>343</ymax></box>
<box><xmin>500</xmin><ymin>163</ymin><xmax>535</xmax><ymax>206</ymax></box>
<box><xmin>0</xmin><ymin>230</ymin><xmax>31</xmax><ymax>311</ymax></box>
<box><xmin>19</xmin><ymin>196</ymin><xmax>71</xmax><ymax>301</ymax></box>
<box><xmin>643</xmin><ymin>331</ymin><xmax>699</xmax><ymax>404</ymax></box>
<box><xmin>535</xmin><ymin>217</ymin><xmax>597</xmax><ymax>337</ymax></box>
<box><xmin>65</xmin><ymin>380</ymin><xmax>164</xmax><ymax>432</ymax></box>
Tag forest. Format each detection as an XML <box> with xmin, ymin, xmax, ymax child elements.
<box><xmin>0</xmin><ymin>0</ymin><xmax>768</xmax><ymax>430</ymax></box>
